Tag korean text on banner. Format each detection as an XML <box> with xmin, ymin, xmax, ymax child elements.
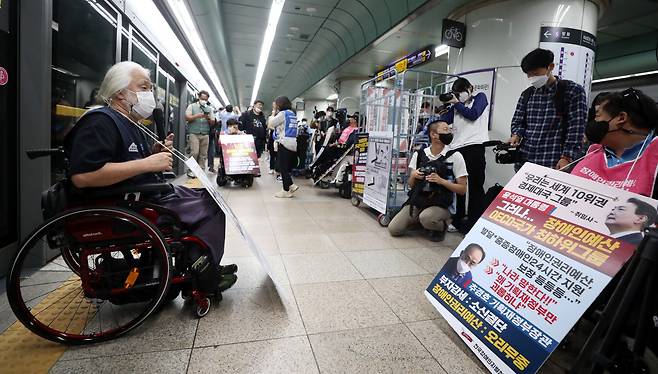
<box><xmin>352</xmin><ymin>133</ymin><xmax>369</xmax><ymax>198</ymax></box>
<box><xmin>425</xmin><ymin>163</ymin><xmax>653</xmax><ymax>373</ymax></box>
<box><xmin>184</xmin><ymin>157</ymin><xmax>274</xmax><ymax>278</ymax></box>
<box><xmin>363</xmin><ymin>132</ymin><xmax>393</xmax><ymax>214</ymax></box>
<box><xmin>219</xmin><ymin>134</ymin><xmax>260</xmax><ymax>176</ymax></box>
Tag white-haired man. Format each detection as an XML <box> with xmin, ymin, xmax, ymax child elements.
<box><xmin>65</xmin><ymin>61</ymin><xmax>237</xmax><ymax>293</ymax></box>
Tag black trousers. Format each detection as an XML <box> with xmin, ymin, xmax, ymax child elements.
<box><xmin>454</xmin><ymin>143</ymin><xmax>486</xmax><ymax>231</ymax></box>
<box><xmin>277</xmin><ymin>146</ymin><xmax>296</xmax><ymax>191</ymax></box>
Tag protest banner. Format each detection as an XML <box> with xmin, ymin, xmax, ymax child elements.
<box><xmin>185</xmin><ymin>157</ymin><xmax>274</xmax><ymax>279</ymax></box>
<box><xmin>219</xmin><ymin>134</ymin><xmax>260</xmax><ymax>175</ymax></box>
<box><xmin>363</xmin><ymin>132</ymin><xmax>393</xmax><ymax>214</ymax></box>
<box><xmin>425</xmin><ymin>163</ymin><xmax>655</xmax><ymax>373</ymax></box>
<box><xmin>352</xmin><ymin>133</ymin><xmax>369</xmax><ymax>198</ymax></box>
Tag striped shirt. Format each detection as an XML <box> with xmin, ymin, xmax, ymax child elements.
<box><xmin>510</xmin><ymin>79</ymin><xmax>587</xmax><ymax>168</ymax></box>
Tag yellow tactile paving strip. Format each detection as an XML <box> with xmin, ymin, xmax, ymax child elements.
<box><xmin>183</xmin><ymin>177</ymin><xmax>203</xmax><ymax>188</ymax></box>
<box><xmin>0</xmin><ymin>277</ymin><xmax>97</xmax><ymax>374</ymax></box>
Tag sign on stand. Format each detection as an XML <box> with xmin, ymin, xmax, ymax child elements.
<box><xmin>363</xmin><ymin>132</ymin><xmax>393</xmax><ymax>214</ymax></box>
<box><xmin>426</xmin><ymin>163</ymin><xmax>654</xmax><ymax>373</ymax></box>
<box><xmin>352</xmin><ymin>133</ymin><xmax>369</xmax><ymax>198</ymax></box>
<box><xmin>219</xmin><ymin>134</ymin><xmax>260</xmax><ymax>175</ymax></box>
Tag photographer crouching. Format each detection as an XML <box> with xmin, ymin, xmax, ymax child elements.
<box><xmin>388</xmin><ymin>120</ymin><xmax>468</xmax><ymax>242</ymax></box>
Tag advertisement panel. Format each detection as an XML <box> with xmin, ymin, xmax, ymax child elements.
<box><xmin>426</xmin><ymin>163</ymin><xmax>652</xmax><ymax>373</ymax></box>
<box><xmin>363</xmin><ymin>132</ymin><xmax>393</xmax><ymax>214</ymax></box>
<box><xmin>219</xmin><ymin>134</ymin><xmax>260</xmax><ymax>176</ymax></box>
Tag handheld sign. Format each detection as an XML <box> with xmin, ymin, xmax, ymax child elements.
<box><xmin>219</xmin><ymin>134</ymin><xmax>260</xmax><ymax>176</ymax></box>
<box><xmin>425</xmin><ymin>163</ymin><xmax>655</xmax><ymax>373</ymax></box>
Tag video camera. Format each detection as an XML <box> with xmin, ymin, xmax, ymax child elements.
<box><xmin>493</xmin><ymin>142</ymin><xmax>523</xmax><ymax>164</ymax></box>
<box><xmin>439</xmin><ymin>92</ymin><xmax>456</xmax><ymax>103</ymax></box>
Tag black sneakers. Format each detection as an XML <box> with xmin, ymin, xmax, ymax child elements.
<box><xmin>428</xmin><ymin>228</ymin><xmax>446</xmax><ymax>242</ymax></box>
<box><xmin>218</xmin><ymin>264</ymin><xmax>238</xmax><ymax>275</ymax></box>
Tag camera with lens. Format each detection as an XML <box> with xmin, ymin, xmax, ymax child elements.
<box><xmin>493</xmin><ymin>142</ymin><xmax>523</xmax><ymax>164</ymax></box>
<box><xmin>439</xmin><ymin>92</ymin><xmax>456</xmax><ymax>103</ymax></box>
<box><xmin>417</xmin><ymin>165</ymin><xmax>440</xmax><ymax>192</ymax></box>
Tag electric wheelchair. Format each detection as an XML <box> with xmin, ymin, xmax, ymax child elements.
<box><xmin>6</xmin><ymin>149</ymin><xmax>225</xmax><ymax>345</ymax></box>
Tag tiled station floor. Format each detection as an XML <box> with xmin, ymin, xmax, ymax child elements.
<box><xmin>1</xmin><ymin>159</ymin><xmax>577</xmax><ymax>373</ymax></box>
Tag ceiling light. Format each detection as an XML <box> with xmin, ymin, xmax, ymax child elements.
<box><xmin>434</xmin><ymin>44</ymin><xmax>449</xmax><ymax>58</ymax></box>
<box><xmin>167</xmin><ymin>0</ymin><xmax>230</xmax><ymax>105</ymax></box>
<box><xmin>289</xmin><ymin>26</ymin><xmax>299</xmax><ymax>31</ymax></box>
<box><xmin>126</xmin><ymin>1</ymin><xmax>218</xmax><ymax>104</ymax></box>
<box><xmin>249</xmin><ymin>0</ymin><xmax>286</xmax><ymax>105</ymax></box>
<box><xmin>286</xmin><ymin>33</ymin><xmax>294</xmax><ymax>38</ymax></box>
<box><xmin>592</xmin><ymin>70</ymin><xmax>658</xmax><ymax>84</ymax></box>
<box><xmin>326</xmin><ymin>93</ymin><xmax>338</xmax><ymax>100</ymax></box>
<box><xmin>306</xmin><ymin>7</ymin><xmax>317</xmax><ymax>12</ymax></box>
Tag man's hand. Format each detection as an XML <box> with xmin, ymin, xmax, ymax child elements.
<box><xmin>410</xmin><ymin>169</ymin><xmax>425</xmax><ymax>180</ymax></box>
<box><xmin>447</xmin><ymin>96</ymin><xmax>459</xmax><ymax>104</ymax></box>
<box><xmin>153</xmin><ymin>133</ymin><xmax>174</xmax><ymax>153</ymax></box>
<box><xmin>509</xmin><ymin>134</ymin><xmax>521</xmax><ymax>146</ymax></box>
<box><xmin>555</xmin><ymin>157</ymin><xmax>571</xmax><ymax>170</ymax></box>
<box><xmin>426</xmin><ymin>173</ymin><xmax>446</xmax><ymax>185</ymax></box>
<box><xmin>142</xmin><ymin>152</ymin><xmax>173</xmax><ymax>172</ymax></box>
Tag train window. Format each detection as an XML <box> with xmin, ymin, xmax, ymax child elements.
<box><xmin>51</xmin><ymin>0</ymin><xmax>119</xmax><ymax>183</ymax></box>
<box><xmin>130</xmin><ymin>26</ymin><xmax>158</xmax><ymax>83</ymax></box>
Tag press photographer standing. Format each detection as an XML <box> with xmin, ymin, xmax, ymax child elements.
<box><xmin>439</xmin><ymin>77</ymin><xmax>489</xmax><ymax>233</ymax></box>
<box><xmin>185</xmin><ymin>90</ymin><xmax>215</xmax><ymax>177</ymax></box>
<box><xmin>388</xmin><ymin>120</ymin><xmax>468</xmax><ymax>242</ymax></box>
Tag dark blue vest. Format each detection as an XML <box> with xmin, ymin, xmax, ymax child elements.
<box><xmin>80</xmin><ymin>106</ymin><xmax>161</xmax><ymax>186</ymax></box>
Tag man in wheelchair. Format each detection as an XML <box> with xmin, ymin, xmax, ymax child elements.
<box><xmin>65</xmin><ymin>61</ymin><xmax>237</xmax><ymax>294</ymax></box>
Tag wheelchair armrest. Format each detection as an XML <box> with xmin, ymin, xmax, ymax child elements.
<box><xmin>80</xmin><ymin>183</ymin><xmax>174</xmax><ymax>200</ymax></box>
<box><xmin>162</xmin><ymin>171</ymin><xmax>177</xmax><ymax>180</ymax></box>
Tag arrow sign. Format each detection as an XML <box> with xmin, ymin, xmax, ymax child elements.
<box><xmin>544</xmin><ymin>30</ymin><xmax>552</xmax><ymax>38</ymax></box>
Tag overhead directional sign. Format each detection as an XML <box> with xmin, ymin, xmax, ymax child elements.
<box><xmin>375</xmin><ymin>46</ymin><xmax>433</xmax><ymax>82</ymax></box>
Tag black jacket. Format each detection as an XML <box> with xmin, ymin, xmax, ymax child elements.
<box><xmin>239</xmin><ymin>110</ymin><xmax>267</xmax><ymax>142</ymax></box>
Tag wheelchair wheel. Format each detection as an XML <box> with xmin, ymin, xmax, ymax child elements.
<box><xmin>6</xmin><ymin>207</ymin><xmax>172</xmax><ymax>345</ymax></box>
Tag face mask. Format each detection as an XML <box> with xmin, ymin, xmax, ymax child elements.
<box><xmin>458</xmin><ymin>91</ymin><xmax>471</xmax><ymax>103</ymax></box>
<box><xmin>439</xmin><ymin>133</ymin><xmax>453</xmax><ymax>145</ymax></box>
<box><xmin>585</xmin><ymin>119</ymin><xmax>614</xmax><ymax>144</ymax></box>
<box><xmin>528</xmin><ymin>75</ymin><xmax>548</xmax><ymax>89</ymax></box>
<box><xmin>254</xmin><ymin>107</ymin><xmax>262</xmax><ymax>114</ymax></box>
<box><xmin>127</xmin><ymin>90</ymin><xmax>156</xmax><ymax>119</ymax></box>
<box><xmin>326</xmin><ymin>112</ymin><xmax>334</xmax><ymax>118</ymax></box>
<box><xmin>456</xmin><ymin>259</ymin><xmax>470</xmax><ymax>274</ymax></box>
<box><xmin>199</xmin><ymin>100</ymin><xmax>207</xmax><ymax>106</ymax></box>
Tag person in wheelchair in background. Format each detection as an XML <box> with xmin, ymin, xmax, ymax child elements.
<box><xmin>65</xmin><ymin>61</ymin><xmax>238</xmax><ymax>292</ymax></box>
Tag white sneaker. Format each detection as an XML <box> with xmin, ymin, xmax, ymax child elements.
<box><xmin>289</xmin><ymin>184</ymin><xmax>300</xmax><ymax>193</ymax></box>
<box><xmin>274</xmin><ymin>190</ymin><xmax>293</xmax><ymax>198</ymax></box>
<box><xmin>268</xmin><ymin>169</ymin><xmax>275</xmax><ymax>174</ymax></box>
<box><xmin>447</xmin><ymin>224</ymin><xmax>458</xmax><ymax>233</ymax></box>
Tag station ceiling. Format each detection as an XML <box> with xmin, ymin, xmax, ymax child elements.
<box><xmin>188</xmin><ymin>0</ymin><xmax>658</xmax><ymax>107</ymax></box>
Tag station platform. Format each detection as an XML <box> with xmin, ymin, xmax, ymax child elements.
<box><xmin>0</xmin><ymin>159</ymin><xmax>581</xmax><ymax>373</ymax></box>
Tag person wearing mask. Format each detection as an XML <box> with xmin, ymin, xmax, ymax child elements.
<box><xmin>571</xmin><ymin>88</ymin><xmax>658</xmax><ymax>198</ymax></box>
<box><xmin>415</xmin><ymin>101</ymin><xmax>432</xmax><ymax>134</ymax></box>
<box><xmin>218</xmin><ymin>104</ymin><xmax>239</xmax><ymax>134</ymax></box>
<box><xmin>444</xmin><ymin>244</ymin><xmax>486</xmax><ymax>288</ymax></box>
<box><xmin>388</xmin><ymin>120</ymin><xmax>468</xmax><ymax>242</ymax></box>
<box><xmin>185</xmin><ymin>90</ymin><xmax>215</xmax><ymax>178</ymax></box>
<box><xmin>239</xmin><ymin>100</ymin><xmax>267</xmax><ymax>158</ymax></box>
<box><xmin>509</xmin><ymin>48</ymin><xmax>587</xmax><ymax>171</ymax></box>
<box><xmin>438</xmin><ymin>77</ymin><xmax>489</xmax><ymax>233</ymax></box>
<box><xmin>268</xmin><ymin>96</ymin><xmax>299</xmax><ymax>198</ymax></box>
<box><xmin>65</xmin><ymin>61</ymin><xmax>237</xmax><ymax>292</ymax></box>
